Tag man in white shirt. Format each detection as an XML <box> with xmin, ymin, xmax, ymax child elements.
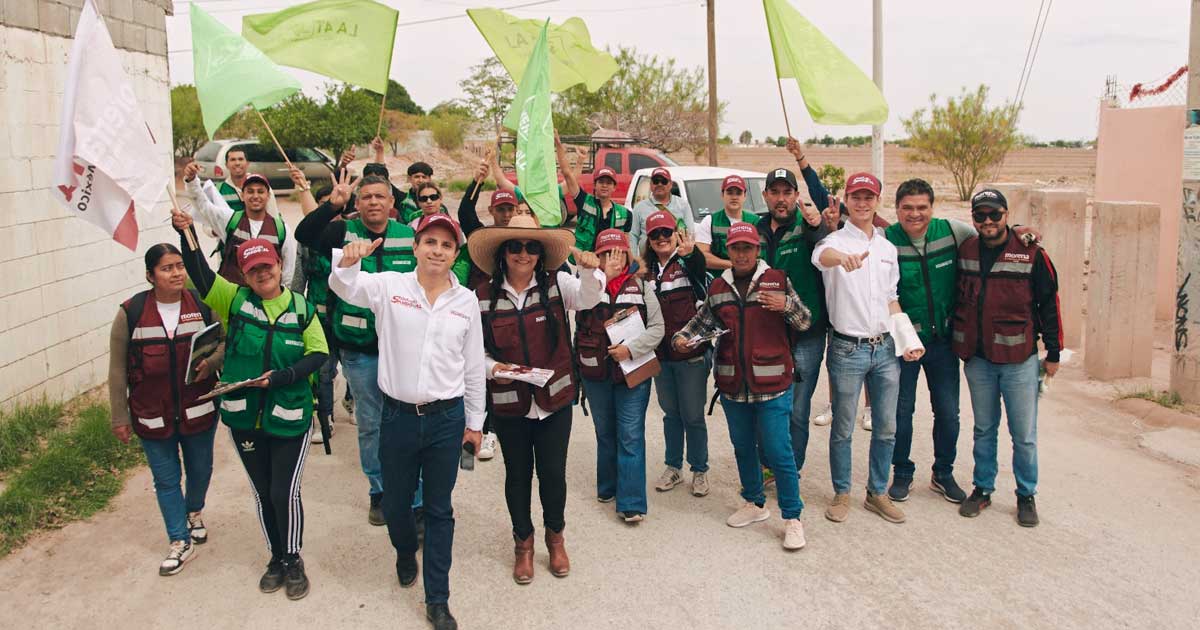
<box><xmin>329</xmin><ymin>213</ymin><xmax>484</xmax><ymax>630</ymax></box>
<box><xmin>812</xmin><ymin>172</ymin><xmax>924</xmax><ymax>526</ymax></box>
<box><xmin>630</xmin><ymin>167</ymin><xmax>694</xmax><ymax>252</ymax></box>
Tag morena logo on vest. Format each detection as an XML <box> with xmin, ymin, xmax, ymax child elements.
<box><xmin>1003</xmin><ymin>252</ymin><xmax>1031</xmax><ymax>262</ymax></box>
<box><xmin>180</xmin><ymin>311</ymin><xmax>203</xmax><ymax>323</ymax></box>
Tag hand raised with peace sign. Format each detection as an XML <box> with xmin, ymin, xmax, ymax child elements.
<box><xmin>329</xmin><ymin>168</ymin><xmax>359</xmax><ymax>210</ymax></box>
<box><xmin>339</xmin><ymin>237</ymin><xmax>382</xmax><ymax>268</ymax></box>
<box><xmin>676</xmin><ymin>229</ymin><xmax>696</xmax><ymax>257</ymax></box>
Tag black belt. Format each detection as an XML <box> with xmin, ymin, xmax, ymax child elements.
<box><xmin>832</xmin><ymin>330</ymin><xmax>891</xmax><ymax>345</ymax></box>
<box><xmin>390</xmin><ymin>397</ymin><xmax>462</xmax><ymax>416</ymax></box>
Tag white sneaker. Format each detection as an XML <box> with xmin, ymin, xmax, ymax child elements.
<box><xmin>782</xmin><ymin>518</ymin><xmax>807</xmax><ymax>550</ymax></box>
<box><xmin>726</xmin><ymin>502</ymin><xmax>770</xmax><ymax>528</ymax></box>
<box><xmin>187</xmin><ymin>511</ymin><xmax>207</xmax><ymax>544</ymax></box>
<box><xmin>159</xmin><ymin>540</ymin><xmax>194</xmax><ymax>576</ymax></box>
<box><xmin>812</xmin><ymin>403</ymin><xmax>832</xmax><ymax>427</ymax></box>
<box><xmin>477</xmin><ymin>433</ymin><xmax>497</xmax><ymax>460</ymax></box>
<box><xmin>858</xmin><ymin>406</ymin><xmax>872</xmax><ymax>431</ymax></box>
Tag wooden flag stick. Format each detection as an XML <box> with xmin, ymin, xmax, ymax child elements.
<box><xmin>776</xmin><ymin>77</ymin><xmax>793</xmax><ymax>139</ymax></box>
<box><xmin>470</xmin><ymin>145</ymin><xmax>496</xmax><ymax>202</ymax></box>
<box><xmin>165</xmin><ymin>182</ymin><xmax>199</xmax><ymax>252</ymax></box>
<box><xmin>376</xmin><ymin>82</ymin><xmax>389</xmax><ymax>139</ymax></box>
<box><xmin>255</xmin><ymin>109</ymin><xmax>294</xmax><ymax>169</ymax></box>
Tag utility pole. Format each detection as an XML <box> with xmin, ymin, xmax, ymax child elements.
<box><xmin>1171</xmin><ymin>0</ymin><xmax>1200</xmax><ymax>400</ymax></box>
<box><xmin>871</xmin><ymin>0</ymin><xmax>883</xmax><ymax>180</ymax></box>
<box><xmin>706</xmin><ymin>0</ymin><xmax>718</xmax><ymax>166</ymax></box>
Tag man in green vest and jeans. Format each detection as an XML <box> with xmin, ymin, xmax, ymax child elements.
<box><xmin>696</xmin><ymin>175</ymin><xmax>760</xmax><ymax>271</ymax></box>
<box><xmin>559</xmin><ymin>134</ymin><xmax>631</xmax><ymax>252</ymax></box>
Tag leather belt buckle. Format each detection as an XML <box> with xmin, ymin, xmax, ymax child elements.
<box><xmin>866</xmin><ymin>334</ymin><xmax>885</xmax><ymax>345</ymax></box>
<box><xmin>414</xmin><ymin>401</ymin><xmax>431</xmax><ymax>416</ymax></box>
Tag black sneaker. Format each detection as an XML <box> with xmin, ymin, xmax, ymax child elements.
<box><xmin>959</xmin><ymin>487</ymin><xmax>992</xmax><ymax>518</ymax></box>
<box><xmin>930</xmin><ymin>475</ymin><xmax>968</xmax><ymax>503</ymax></box>
<box><xmin>887</xmin><ymin>477</ymin><xmax>912</xmax><ymax>502</ymax></box>
<box><xmin>1017</xmin><ymin>494</ymin><xmax>1039</xmax><ymax>528</ymax></box>
<box><xmin>396</xmin><ymin>553</ymin><xmax>418</xmax><ymax>587</ymax></box>
<box><xmin>622</xmin><ymin>511</ymin><xmax>644</xmax><ymax>523</ymax></box>
<box><xmin>368</xmin><ymin>493</ymin><xmax>386</xmax><ymax>526</ymax></box>
<box><xmin>284</xmin><ymin>556</ymin><xmax>310</xmax><ymax>600</ymax></box>
<box><xmin>426</xmin><ymin>603</ymin><xmax>458</xmax><ymax>630</ymax></box>
<box><xmin>259</xmin><ymin>556</ymin><xmax>285</xmax><ymax>593</ymax></box>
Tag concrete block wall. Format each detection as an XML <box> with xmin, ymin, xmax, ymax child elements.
<box><xmin>0</xmin><ymin>0</ymin><xmax>175</xmax><ymax>409</ymax></box>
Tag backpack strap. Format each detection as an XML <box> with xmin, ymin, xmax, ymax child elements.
<box><xmin>121</xmin><ymin>290</ymin><xmax>151</xmax><ymax>338</ymax></box>
<box><xmin>188</xmin><ymin>289</ymin><xmax>216</xmax><ymax>327</ymax></box>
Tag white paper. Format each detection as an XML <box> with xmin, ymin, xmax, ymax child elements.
<box><xmin>605</xmin><ymin>308</ymin><xmax>657</xmax><ymax>375</ymax></box>
<box><xmin>494</xmin><ymin>366</ymin><xmax>555</xmax><ymax>388</ymax></box>
<box><xmin>1185</xmin><ymin>126</ymin><xmax>1200</xmax><ymax>181</ymax></box>
<box><xmin>686</xmin><ymin>328</ymin><xmax>728</xmax><ymax>347</ymax></box>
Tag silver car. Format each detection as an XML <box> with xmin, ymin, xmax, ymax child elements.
<box><xmin>193</xmin><ymin>139</ymin><xmax>335</xmax><ymax>194</ymax></box>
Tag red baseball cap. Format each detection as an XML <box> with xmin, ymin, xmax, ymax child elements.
<box><xmin>645</xmin><ymin>210</ymin><xmax>677</xmax><ymax>235</ymax></box>
<box><xmin>844</xmin><ymin>172</ymin><xmax>881</xmax><ymax>196</ymax></box>
<box><xmin>594</xmin><ymin>228</ymin><xmax>630</xmax><ymax>254</ymax></box>
<box><xmin>721</xmin><ymin>174</ymin><xmax>746</xmax><ymax>192</ymax></box>
<box><xmin>415</xmin><ymin>213</ymin><xmax>465</xmax><ymax>245</ymax></box>
<box><xmin>594</xmin><ymin>167</ymin><xmax>617</xmax><ymax>184</ymax></box>
<box><xmin>725</xmin><ymin>222</ymin><xmax>760</xmax><ymax>248</ymax></box>
<box><xmin>236</xmin><ymin>238</ymin><xmax>280</xmax><ymax>272</ymax></box>
<box><xmin>242</xmin><ymin>173</ymin><xmax>271</xmax><ymax>190</ymax></box>
<box><xmin>489</xmin><ymin>190</ymin><xmax>517</xmax><ymax>209</ymax></box>
<box><xmin>651</xmin><ymin>167</ymin><xmax>671</xmax><ymax>181</ymax></box>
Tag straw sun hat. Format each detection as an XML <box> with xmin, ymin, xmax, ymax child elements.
<box><xmin>466</xmin><ymin>214</ymin><xmax>575</xmax><ymax>276</ymax></box>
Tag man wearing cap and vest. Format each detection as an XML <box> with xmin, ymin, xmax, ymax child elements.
<box><xmin>184</xmin><ymin>161</ymin><xmax>296</xmax><ymax>287</ymax></box>
<box><xmin>295</xmin><ymin>170</ymin><xmax>417</xmax><ymax>527</ymax></box>
<box><xmin>673</xmin><ymin>221</ymin><xmax>812</xmax><ymax>550</ymax></box>
<box><xmin>696</xmin><ymin>174</ymin><xmax>761</xmax><ymax>271</ymax></box>
<box><xmin>212</xmin><ymin>147</ymin><xmax>279</xmax><ymax>216</ymax></box>
<box><xmin>813</xmin><ymin>172</ymin><xmax>925</xmax><ymax>526</ymax></box>
<box><xmin>558</xmin><ymin>139</ymin><xmax>631</xmax><ymax>252</ymax></box>
<box><xmin>954</xmin><ymin>188</ymin><xmax>1061</xmax><ymax>528</ymax></box>
<box><xmin>630</xmin><ymin>167</ymin><xmax>694</xmax><ymax>252</ymax></box>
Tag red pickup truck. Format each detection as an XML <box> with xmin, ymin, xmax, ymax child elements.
<box><xmin>501</xmin><ymin>134</ymin><xmax>678</xmax><ymax>201</ymax></box>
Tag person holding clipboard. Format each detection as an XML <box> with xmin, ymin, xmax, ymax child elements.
<box><xmin>467</xmin><ymin>214</ymin><xmax>603</xmax><ymax>585</ymax></box>
<box><xmin>575</xmin><ymin>229</ymin><xmax>665</xmax><ymax>524</ymax></box>
<box><xmin>108</xmin><ymin>243</ymin><xmax>224</xmax><ymax>577</ymax></box>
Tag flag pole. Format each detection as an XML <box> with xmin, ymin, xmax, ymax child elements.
<box><xmin>255</xmin><ymin>109</ymin><xmax>294</xmax><ymax>169</ymax></box>
<box><xmin>776</xmin><ymin>77</ymin><xmax>793</xmax><ymax>139</ymax></box>
<box><xmin>376</xmin><ymin>82</ymin><xmax>389</xmax><ymax>139</ymax></box>
<box><xmin>165</xmin><ymin>182</ymin><xmax>200</xmax><ymax>252</ymax></box>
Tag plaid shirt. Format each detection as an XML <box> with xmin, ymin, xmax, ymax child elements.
<box><xmin>674</xmin><ymin>260</ymin><xmax>812</xmax><ymax>403</ymax></box>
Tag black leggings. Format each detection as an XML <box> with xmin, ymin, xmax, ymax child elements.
<box><xmin>493</xmin><ymin>407</ymin><xmax>572</xmax><ymax>539</ymax></box>
<box><xmin>230</xmin><ymin>426</ymin><xmax>311</xmax><ymax>558</ymax></box>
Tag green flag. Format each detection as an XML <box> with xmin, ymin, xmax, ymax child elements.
<box><xmin>191</xmin><ymin>3</ymin><xmax>302</xmax><ymax>138</ymax></box>
<box><xmin>467</xmin><ymin>8</ymin><xmax>616</xmax><ymax>92</ymax></box>
<box><xmin>763</xmin><ymin>0</ymin><xmax>888</xmax><ymax>125</ymax></box>
<box><xmin>503</xmin><ymin>21</ymin><xmax>559</xmax><ymax>228</ymax></box>
<box><xmin>242</xmin><ymin>0</ymin><xmax>398</xmax><ymax>94</ymax></box>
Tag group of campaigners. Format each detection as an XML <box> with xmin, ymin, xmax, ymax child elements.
<box><xmin>107</xmin><ymin>134</ymin><xmax>1061</xmax><ymax>630</ymax></box>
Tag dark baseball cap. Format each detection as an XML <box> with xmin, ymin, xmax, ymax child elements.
<box><xmin>242</xmin><ymin>173</ymin><xmax>271</xmax><ymax>190</ymax></box>
<box><xmin>651</xmin><ymin>167</ymin><xmax>671</xmax><ymax>181</ymax></box>
<box><xmin>489</xmin><ymin>190</ymin><xmax>517</xmax><ymax>208</ymax></box>
<box><xmin>765</xmin><ymin>167</ymin><xmax>798</xmax><ymax>190</ymax></box>
<box><xmin>971</xmin><ymin>188</ymin><xmax>1008</xmax><ymax>211</ymax></box>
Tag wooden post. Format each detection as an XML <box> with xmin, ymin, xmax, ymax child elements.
<box><xmin>1171</xmin><ymin>0</ymin><xmax>1200</xmax><ymax>400</ymax></box>
<box><xmin>705</xmin><ymin>0</ymin><xmax>718</xmax><ymax>166</ymax></box>
<box><xmin>1030</xmin><ymin>189</ymin><xmax>1087</xmax><ymax>348</ymax></box>
<box><xmin>1086</xmin><ymin>201</ymin><xmax>1160</xmax><ymax>380</ymax></box>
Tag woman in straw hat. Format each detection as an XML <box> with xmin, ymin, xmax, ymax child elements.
<box><xmin>467</xmin><ymin>215</ymin><xmax>604</xmax><ymax>585</ymax></box>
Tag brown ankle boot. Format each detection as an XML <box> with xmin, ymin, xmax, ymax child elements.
<box><xmin>545</xmin><ymin>528</ymin><xmax>570</xmax><ymax>577</ymax></box>
<box><xmin>513</xmin><ymin>533</ymin><xmax>534</xmax><ymax>585</ymax></box>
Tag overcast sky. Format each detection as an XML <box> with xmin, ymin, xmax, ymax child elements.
<box><xmin>165</xmin><ymin>0</ymin><xmax>1190</xmax><ymax>142</ymax></box>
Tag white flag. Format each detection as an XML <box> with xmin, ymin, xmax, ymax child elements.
<box><xmin>53</xmin><ymin>0</ymin><xmax>167</xmax><ymax>251</ymax></box>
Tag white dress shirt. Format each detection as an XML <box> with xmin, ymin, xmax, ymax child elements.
<box><xmin>483</xmin><ymin>269</ymin><xmax>604</xmax><ymax>420</ymax></box>
<box><xmin>812</xmin><ymin>220</ymin><xmax>899</xmax><ymax>338</ymax></box>
<box><xmin>186</xmin><ymin>177</ymin><xmax>297</xmax><ymax>287</ymax></box>
<box><xmin>328</xmin><ymin>250</ymin><xmax>487</xmax><ymax>430</ymax></box>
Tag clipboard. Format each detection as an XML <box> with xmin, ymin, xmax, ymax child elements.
<box><xmin>604</xmin><ymin>307</ymin><xmax>662</xmax><ymax>388</ymax></box>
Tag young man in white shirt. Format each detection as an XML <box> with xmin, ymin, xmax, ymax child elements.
<box><xmin>812</xmin><ymin>173</ymin><xmax>924</xmax><ymax>525</ymax></box>
<box><xmin>329</xmin><ymin>214</ymin><xmax>484</xmax><ymax>630</ymax></box>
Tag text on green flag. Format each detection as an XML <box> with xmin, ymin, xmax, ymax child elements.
<box><xmin>467</xmin><ymin>8</ymin><xmax>617</xmax><ymax>93</ymax></box>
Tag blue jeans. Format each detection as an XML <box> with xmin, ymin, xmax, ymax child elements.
<box><xmin>584</xmin><ymin>378</ymin><xmax>651</xmax><ymax>514</ymax></box>
<box><xmin>722</xmin><ymin>391</ymin><xmax>803</xmax><ymax>519</ymax></box>
<box><xmin>141</xmin><ymin>423</ymin><xmax>217</xmax><ymax>542</ymax></box>
<box><xmin>788</xmin><ymin>331</ymin><xmax>826</xmax><ymax>478</ymax></box>
<box><xmin>827</xmin><ymin>335</ymin><xmax>900</xmax><ymax>495</ymax></box>
<box><xmin>893</xmin><ymin>335</ymin><xmax>961</xmax><ymax>480</ymax></box>
<box><xmin>379</xmin><ymin>397</ymin><xmax>465</xmax><ymax>604</ymax></box>
<box><xmin>341</xmin><ymin>350</ymin><xmax>384</xmax><ymax>496</ymax></box>
<box><xmin>963</xmin><ymin>353</ymin><xmax>1039</xmax><ymax>497</ymax></box>
<box><xmin>655</xmin><ymin>353</ymin><xmax>710</xmax><ymax>472</ymax></box>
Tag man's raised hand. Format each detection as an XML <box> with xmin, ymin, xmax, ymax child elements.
<box><xmin>329</xmin><ymin>169</ymin><xmax>359</xmax><ymax>209</ymax></box>
<box><xmin>339</xmin><ymin>238</ymin><xmax>382</xmax><ymax>268</ymax></box>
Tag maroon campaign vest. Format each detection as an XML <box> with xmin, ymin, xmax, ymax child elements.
<box><xmin>951</xmin><ymin>234</ymin><xmax>1038</xmax><ymax>364</ymax></box>
<box><xmin>477</xmin><ymin>279</ymin><xmax>577</xmax><ymax>416</ymax></box>
<box><xmin>122</xmin><ymin>290</ymin><xmax>219</xmax><ymax>439</ymax></box>
<box><xmin>652</xmin><ymin>256</ymin><xmax>706</xmax><ymax>362</ymax></box>
<box><xmin>708</xmin><ymin>269</ymin><xmax>794</xmax><ymax>395</ymax></box>
<box><xmin>218</xmin><ymin>211</ymin><xmax>284</xmax><ymax>285</ymax></box>
<box><xmin>574</xmin><ymin>275</ymin><xmax>647</xmax><ymax>384</ymax></box>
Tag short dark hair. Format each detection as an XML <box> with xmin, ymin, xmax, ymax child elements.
<box><xmin>407</xmin><ymin>161</ymin><xmax>433</xmax><ymax>177</ymax></box>
<box><xmin>358</xmin><ymin>175</ymin><xmax>393</xmax><ymax>195</ymax></box>
<box><xmin>895</xmin><ymin>178</ymin><xmax>935</xmax><ymax>207</ymax></box>
<box><xmin>225</xmin><ymin>148</ymin><xmax>246</xmax><ymax>162</ymax></box>
<box><xmin>145</xmin><ymin>243</ymin><xmax>182</xmax><ymax>272</ymax></box>
<box><xmin>313</xmin><ymin>184</ymin><xmax>333</xmax><ymax>202</ymax></box>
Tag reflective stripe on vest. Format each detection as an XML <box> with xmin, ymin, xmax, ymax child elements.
<box><xmin>995</xmin><ymin>333</ymin><xmax>1026</xmax><ymax>346</ymax></box>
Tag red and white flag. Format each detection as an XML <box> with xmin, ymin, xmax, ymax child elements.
<box><xmin>53</xmin><ymin>0</ymin><xmax>167</xmax><ymax>251</ymax></box>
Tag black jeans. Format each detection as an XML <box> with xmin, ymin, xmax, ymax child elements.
<box><xmin>493</xmin><ymin>406</ymin><xmax>572</xmax><ymax>539</ymax></box>
<box><xmin>379</xmin><ymin>396</ymin><xmax>465</xmax><ymax>605</ymax></box>
<box><xmin>230</xmin><ymin>426</ymin><xmax>311</xmax><ymax>558</ymax></box>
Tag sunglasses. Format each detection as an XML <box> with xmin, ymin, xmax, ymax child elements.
<box><xmin>504</xmin><ymin>240</ymin><xmax>544</xmax><ymax>256</ymax></box>
<box><xmin>971</xmin><ymin>209</ymin><xmax>1006</xmax><ymax>223</ymax></box>
<box><xmin>648</xmin><ymin>228</ymin><xmax>675</xmax><ymax>241</ymax></box>
<box><xmin>651</xmin><ymin>177</ymin><xmax>670</xmax><ymax>185</ymax></box>
<box><xmin>417</xmin><ymin>193</ymin><xmax>441</xmax><ymax>203</ymax></box>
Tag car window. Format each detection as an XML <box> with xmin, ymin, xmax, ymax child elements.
<box><xmin>655</xmin><ymin>152</ymin><xmax>680</xmax><ymax>167</ymax></box>
<box><xmin>238</xmin><ymin>143</ymin><xmax>278</xmax><ymax>163</ymax></box>
<box><xmin>684</xmin><ymin>179</ymin><xmax>723</xmax><ymax>221</ymax></box>
<box><xmin>629</xmin><ymin>153</ymin><xmax>659</xmax><ymax>173</ymax></box>
<box><xmin>195</xmin><ymin>141</ymin><xmax>221</xmax><ymax>162</ymax></box>
<box><xmin>744</xmin><ymin>177</ymin><xmax>767</xmax><ymax>215</ymax></box>
<box><xmin>604</xmin><ymin>152</ymin><xmax>622</xmax><ymax>173</ymax></box>
<box><xmin>287</xmin><ymin>147</ymin><xmax>323</xmax><ymax>163</ymax></box>
<box><xmin>630</xmin><ymin>176</ymin><xmax>651</xmax><ymax>206</ymax></box>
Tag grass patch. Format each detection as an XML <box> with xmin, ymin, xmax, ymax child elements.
<box><xmin>1117</xmin><ymin>388</ymin><xmax>1185</xmax><ymax>410</ymax></box>
<box><xmin>0</xmin><ymin>400</ymin><xmax>64</xmax><ymax>473</ymax></box>
<box><xmin>0</xmin><ymin>403</ymin><xmax>142</xmax><ymax>556</ymax></box>
<box><xmin>445</xmin><ymin>178</ymin><xmax>497</xmax><ymax>194</ymax></box>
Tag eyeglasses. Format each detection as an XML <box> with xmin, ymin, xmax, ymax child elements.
<box><xmin>504</xmin><ymin>240</ymin><xmax>544</xmax><ymax>256</ymax></box>
<box><xmin>971</xmin><ymin>209</ymin><xmax>1006</xmax><ymax>223</ymax></box>
<box><xmin>417</xmin><ymin>193</ymin><xmax>441</xmax><ymax>203</ymax></box>
<box><xmin>651</xmin><ymin>177</ymin><xmax>670</xmax><ymax>185</ymax></box>
<box><xmin>648</xmin><ymin>228</ymin><xmax>675</xmax><ymax>241</ymax></box>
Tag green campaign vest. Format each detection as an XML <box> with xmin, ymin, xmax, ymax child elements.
<box><xmin>218</xmin><ymin>180</ymin><xmax>245</xmax><ymax>212</ymax></box>
<box><xmin>302</xmin><ymin>247</ymin><xmax>332</xmax><ymax>321</ymax></box>
<box><xmin>761</xmin><ymin>222</ymin><xmax>825</xmax><ymax>326</ymax></box>
<box><xmin>218</xmin><ymin>288</ymin><xmax>315</xmax><ymax>438</ymax></box>
<box><xmin>575</xmin><ymin>194</ymin><xmax>630</xmax><ymax>252</ymax></box>
<box><xmin>710</xmin><ymin>209</ymin><xmax>760</xmax><ymax>260</ymax></box>
<box><xmin>331</xmin><ymin>219</ymin><xmax>416</xmax><ymax>351</ymax></box>
<box><xmin>886</xmin><ymin>218</ymin><xmax>959</xmax><ymax>343</ymax></box>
